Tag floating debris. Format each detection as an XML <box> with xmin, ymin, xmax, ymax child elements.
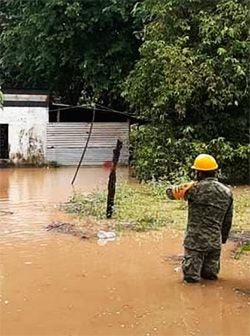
<box><xmin>97</xmin><ymin>230</ymin><xmax>116</xmax><ymax>240</ymax></box>
<box><xmin>96</xmin><ymin>230</ymin><xmax>117</xmax><ymax>245</ymax></box>
<box><xmin>164</xmin><ymin>254</ymin><xmax>184</xmax><ymax>262</ymax></box>
<box><xmin>234</xmin><ymin>288</ymin><xmax>250</xmax><ymax>297</ymax></box>
<box><xmin>46</xmin><ymin>221</ymin><xmax>93</xmax><ymax>240</ymax></box>
<box><xmin>0</xmin><ymin>211</ymin><xmax>14</xmax><ymax>215</ymax></box>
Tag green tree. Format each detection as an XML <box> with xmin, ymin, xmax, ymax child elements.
<box><xmin>124</xmin><ymin>0</ymin><xmax>249</xmax><ymax>139</ymax></box>
<box><xmin>0</xmin><ymin>0</ymin><xmax>140</xmax><ymax>105</ymax></box>
<box><xmin>123</xmin><ymin>0</ymin><xmax>250</xmax><ymax>181</ymax></box>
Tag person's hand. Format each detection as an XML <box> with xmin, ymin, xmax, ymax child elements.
<box><xmin>166</xmin><ymin>187</ymin><xmax>175</xmax><ymax>200</ymax></box>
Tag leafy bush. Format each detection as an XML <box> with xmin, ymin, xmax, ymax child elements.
<box><xmin>130</xmin><ymin>125</ymin><xmax>250</xmax><ymax>184</ymax></box>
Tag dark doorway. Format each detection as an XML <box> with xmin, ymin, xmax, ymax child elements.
<box><xmin>0</xmin><ymin>124</ymin><xmax>9</xmax><ymax>159</ymax></box>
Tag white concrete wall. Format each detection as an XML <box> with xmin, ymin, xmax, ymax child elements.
<box><xmin>0</xmin><ymin>106</ymin><xmax>48</xmax><ymax>164</ymax></box>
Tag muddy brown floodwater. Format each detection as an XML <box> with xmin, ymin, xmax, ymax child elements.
<box><xmin>0</xmin><ymin>168</ymin><xmax>249</xmax><ymax>336</ymax></box>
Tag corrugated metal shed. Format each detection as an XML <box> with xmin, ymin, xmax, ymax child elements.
<box><xmin>46</xmin><ymin>122</ymin><xmax>129</xmax><ymax>165</ymax></box>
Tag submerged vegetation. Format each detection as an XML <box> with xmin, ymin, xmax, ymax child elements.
<box><xmin>64</xmin><ymin>183</ymin><xmax>187</xmax><ymax>232</ymax></box>
<box><xmin>234</xmin><ymin>243</ymin><xmax>250</xmax><ymax>260</ymax></box>
<box><xmin>64</xmin><ymin>183</ymin><xmax>250</xmax><ymax>235</ymax></box>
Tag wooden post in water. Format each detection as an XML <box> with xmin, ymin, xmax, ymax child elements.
<box><xmin>106</xmin><ymin>139</ymin><xmax>123</xmax><ymax>218</ymax></box>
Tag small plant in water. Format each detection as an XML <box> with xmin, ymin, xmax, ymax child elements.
<box><xmin>234</xmin><ymin>243</ymin><xmax>250</xmax><ymax>260</ymax></box>
<box><xmin>65</xmin><ymin>191</ymin><xmax>107</xmax><ymax>218</ymax></box>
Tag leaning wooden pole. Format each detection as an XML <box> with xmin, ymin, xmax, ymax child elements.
<box><xmin>106</xmin><ymin>139</ymin><xmax>123</xmax><ymax>219</ymax></box>
<box><xmin>71</xmin><ymin>106</ymin><xmax>96</xmax><ymax>185</ymax></box>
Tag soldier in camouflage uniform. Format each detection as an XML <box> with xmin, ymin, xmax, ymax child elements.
<box><xmin>166</xmin><ymin>154</ymin><xmax>233</xmax><ymax>283</ymax></box>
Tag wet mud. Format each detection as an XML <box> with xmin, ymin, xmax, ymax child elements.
<box><xmin>0</xmin><ymin>168</ymin><xmax>249</xmax><ymax>336</ymax></box>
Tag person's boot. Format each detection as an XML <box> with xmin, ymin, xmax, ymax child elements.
<box><xmin>183</xmin><ymin>276</ymin><xmax>200</xmax><ymax>283</ymax></box>
<box><xmin>201</xmin><ymin>272</ymin><xmax>218</xmax><ymax>280</ymax></box>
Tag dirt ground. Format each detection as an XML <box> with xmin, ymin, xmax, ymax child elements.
<box><xmin>0</xmin><ymin>168</ymin><xmax>249</xmax><ymax>336</ymax></box>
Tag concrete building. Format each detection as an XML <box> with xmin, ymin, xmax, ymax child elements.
<box><xmin>0</xmin><ymin>90</ymin><xmax>130</xmax><ymax>166</ymax></box>
<box><xmin>0</xmin><ymin>91</ymin><xmax>49</xmax><ymax>165</ymax></box>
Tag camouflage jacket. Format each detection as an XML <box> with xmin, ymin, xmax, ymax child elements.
<box><xmin>167</xmin><ymin>178</ymin><xmax>233</xmax><ymax>251</ymax></box>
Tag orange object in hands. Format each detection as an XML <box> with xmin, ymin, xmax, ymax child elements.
<box><xmin>171</xmin><ymin>182</ymin><xmax>195</xmax><ymax>200</ymax></box>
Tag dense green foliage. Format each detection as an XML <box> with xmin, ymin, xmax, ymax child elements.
<box><xmin>125</xmin><ymin>1</ymin><xmax>249</xmax><ymax>118</ymax></box>
<box><xmin>0</xmin><ymin>0</ymin><xmax>139</xmax><ymax>105</ymax></box>
<box><xmin>130</xmin><ymin>125</ymin><xmax>250</xmax><ymax>183</ymax></box>
<box><xmin>0</xmin><ymin>0</ymin><xmax>249</xmax><ymax>181</ymax></box>
<box><xmin>124</xmin><ymin>0</ymin><xmax>250</xmax><ymax>182</ymax></box>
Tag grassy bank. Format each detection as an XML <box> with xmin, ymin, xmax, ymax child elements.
<box><xmin>63</xmin><ymin>183</ymin><xmax>250</xmax><ymax>233</ymax></box>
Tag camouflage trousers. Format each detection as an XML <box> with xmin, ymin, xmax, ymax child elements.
<box><xmin>182</xmin><ymin>248</ymin><xmax>221</xmax><ymax>282</ymax></box>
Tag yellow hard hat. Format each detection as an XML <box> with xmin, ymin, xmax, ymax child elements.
<box><xmin>191</xmin><ymin>154</ymin><xmax>218</xmax><ymax>171</ymax></box>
